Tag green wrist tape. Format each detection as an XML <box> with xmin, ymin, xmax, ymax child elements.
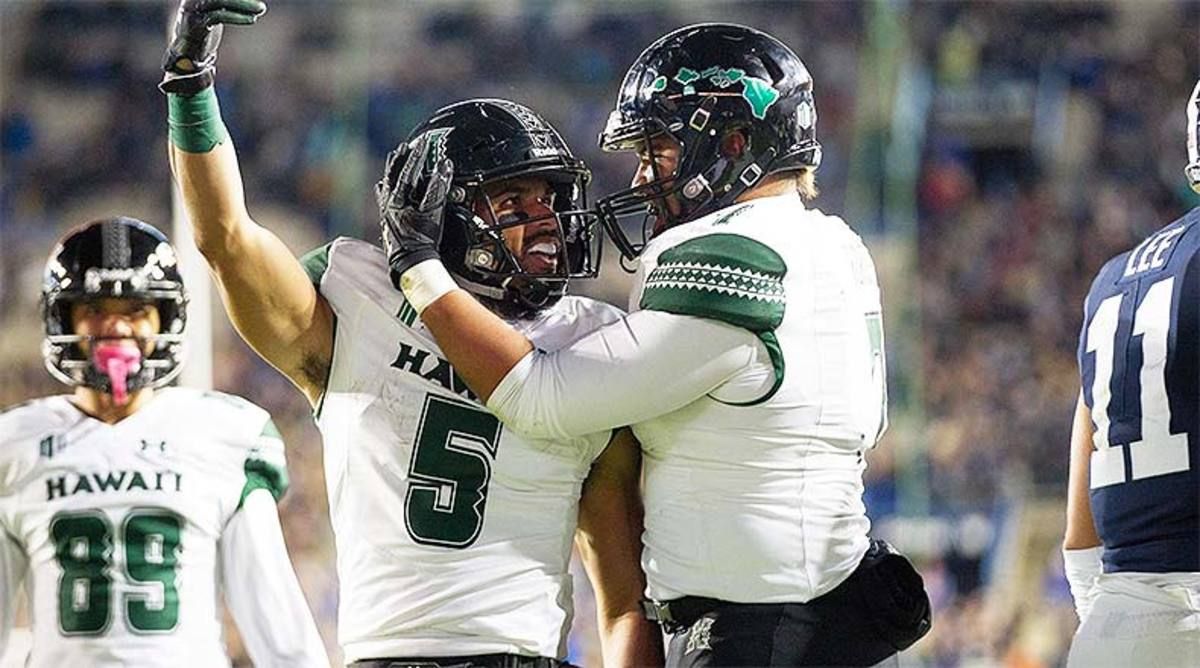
<box><xmin>167</xmin><ymin>88</ymin><xmax>228</xmax><ymax>153</ymax></box>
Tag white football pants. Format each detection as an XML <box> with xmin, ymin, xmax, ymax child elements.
<box><xmin>1067</xmin><ymin>573</ymin><xmax>1200</xmax><ymax>668</ymax></box>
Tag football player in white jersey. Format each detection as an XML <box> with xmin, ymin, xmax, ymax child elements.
<box><xmin>1062</xmin><ymin>81</ymin><xmax>1200</xmax><ymax>668</ymax></box>
<box><xmin>159</xmin><ymin>2</ymin><xmax>660</xmax><ymax>667</ymax></box>
<box><xmin>0</xmin><ymin>218</ymin><xmax>327</xmax><ymax>667</ymax></box>
<box><xmin>386</xmin><ymin>24</ymin><xmax>933</xmax><ymax>667</ymax></box>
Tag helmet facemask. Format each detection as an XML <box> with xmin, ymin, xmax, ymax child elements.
<box><xmin>442</xmin><ymin>169</ymin><xmax>602</xmax><ymax>317</ymax></box>
<box><xmin>41</xmin><ymin>219</ymin><xmax>188</xmax><ymax>403</ymax></box>
<box><xmin>595</xmin><ymin>115</ymin><xmax>681</xmax><ymax>261</ymax></box>
<box><xmin>1186</xmin><ymin>80</ymin><xmax>1200</xmax><ymax>194</ymax></box>
<box><xmin>598</xmin><ymin>102</ymin><xmax>780</xmax><ymax>261</ymax></box>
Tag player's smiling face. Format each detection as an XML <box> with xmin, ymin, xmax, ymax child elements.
<box><xmin>71</xmin><ymin>298</ymin><xmax>161</xmax><ymax>354</ymax></box>
<box><xmin>475</xmin><ymin>176</ymin><xmax>561</xmax><ymax>275</ymax></box>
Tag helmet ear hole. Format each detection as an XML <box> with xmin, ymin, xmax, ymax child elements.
<box><xmin>720</xmin><ymin>129</ymin><xmax>748</xmax><ymax>159</ymax></box>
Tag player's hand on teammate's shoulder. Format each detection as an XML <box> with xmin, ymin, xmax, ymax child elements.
<box><xmin>160</xmin><ymin>0</ymin><xmax>267</xmax><ymax>95</ymax></box>
<box><xmin>377</xmin><ymin>132</ymin><xmax>456</xmax><ymax>289</ymax></box>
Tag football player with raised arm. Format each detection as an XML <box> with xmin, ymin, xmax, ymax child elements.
<box><xmin>386</xmin><ymin>24</ymin><xmax>932</xmax><ymax>667</ymax></box>
<box><xmin>1062</xmin><ymin>81</ymin><xmax>1200</xmax><ymax>668</ymax></box>
<box><xmin>0</xmin><ymin>218</ymin><xmax>327</xmax><ymax>667</ymax></box>
<box><xmin>160</xmin><ymin>2</ymin><xmax>660</xmax><ymax>667</ymax></box>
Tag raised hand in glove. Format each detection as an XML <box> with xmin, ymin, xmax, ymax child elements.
<box><xmin>377</xmin><ymin>132</ymin><xmax>456</xmax><ymax>290</ymax></box>
<box><xmin>160</xmin><ymin>0</ymin><xmax>267</xmax><ymax>95</ymax></box>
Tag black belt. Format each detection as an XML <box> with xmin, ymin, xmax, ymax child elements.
<box><xmin>641</xmin><ymin>596</ymin><xmax>724</xmax><ymax>634</ymax></box>
<box><xmin>353</xmin><ymin>654</ymin><xmax>568</xmax><ymax>668</ymax></box>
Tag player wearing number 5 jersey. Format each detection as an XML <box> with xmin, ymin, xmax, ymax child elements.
<box><xmin>1063</xmin><ymin>81</ymin><xmax>1200</xmax><ymax>668</ymax></box>
<box><xmin>389</xmin><ymin>24</ymin><xmax>931</xmax><ymax>667</ymax></box>
<box><xmin>0</xmin><ymin>218</ymin><xmax>326</xmax><ymax>667</ymax></box>
<box><xmin>160</xmin><ymin>2</ymin><xmax>659</xmax><ymax>666</ymax></box>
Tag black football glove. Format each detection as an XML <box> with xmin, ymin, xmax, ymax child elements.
<box><xmin>377</xmin><ymin>132</ymin><xmax>455</xmax><ymax>290</ymax></box>
<box><xmin>160</xmin><ymin>0</ymin><xmax>267</xmax><ymax>96</ymax></box>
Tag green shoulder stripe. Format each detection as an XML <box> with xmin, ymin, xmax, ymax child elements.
<box><xmin>259</xmin><ymin>419</ymin><xmax>282</xmax><ymax>440</ymax></box>
<box><xmin>237</xmin><ymin>457</ymin><xmax>289</xmax><ymax>510</ymax></box>
<box><xmin>640</xmin><ymin>233</ymin><xmax>787</xmax><ymax>332</ymax></box>
<box><xmin>299</xmin><ymin>242</ymin><xmax>333</xmax><ymax>286</ymax></box>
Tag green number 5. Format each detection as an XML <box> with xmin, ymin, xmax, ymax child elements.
<box><xmin>405</xmin><ymin>395</ymin><xmax>503</xmax><ymax>548</ymax></box>
<box><xmin>51</xmin><ymin>509</ymin><xmax>182</xmax><ymax>635</ymax></box>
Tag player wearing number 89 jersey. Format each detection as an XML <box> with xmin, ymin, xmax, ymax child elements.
<box><xmin>0</xmin><ymin>219</ymin><xmax>326</xmax><ymax>667</ymax></box>
<box><xmin>1063</xmin><ymin>80</ymin><xmax>1200</xmax><ymax>668</ymax></box>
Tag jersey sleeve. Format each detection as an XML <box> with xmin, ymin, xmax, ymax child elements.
<box><xmin>0</xmin><ymin>528</ymin><xmax>27</xmax><ymax>653</ymax></box>
<box><xmin>639</xmin><ymin>233</ymin><xmax>787</xmax><ymax>333</ymax></box>
<box><xmin>299</xmin><ymin>242</ymin><xmax>332</xmax><ymax>287</ymax></box>
<box><xmin>487</xmin><ymin>309</ymin><xmax>766</xmax><ymax>440</ymax></box>
<box><xmin>220</xmin><ymin>490</ymin><xmax>326</xmax><ymax>667</ymax></box>
<box><xmin>0</xmin><ymin>405</ymin><xmax>33</xmax><ymax>499</ymax></box>
<box><xmin>238</xmin><ymin>417</ymin><xmax>290</xmax><ymax>510</ymax></box>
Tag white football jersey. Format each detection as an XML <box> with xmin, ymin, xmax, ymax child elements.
<box><xmin>631</xmin><ymin>192</ymin><xmax>885</xmax><ymax>603</ymax></box>
<box><xmin>304</xmin><ymin>238</ymin><xmax>622</xmax><ymax>661</ymax></box>
<box><xmin>0</xmin><ymin>388</ymin><xmax>290</xmax><ymax>667</ymax></box>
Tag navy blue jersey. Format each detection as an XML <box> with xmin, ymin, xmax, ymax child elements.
<box><xmin>1078</xmin><ymin>206</ymin><xmax>1200</xmax><ymax>573</ymax></box>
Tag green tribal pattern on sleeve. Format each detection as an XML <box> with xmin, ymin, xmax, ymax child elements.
<box><xmin>640</xmin><ymin>233</ymin><xmax>787</xmax><ymax>332</ymax></box>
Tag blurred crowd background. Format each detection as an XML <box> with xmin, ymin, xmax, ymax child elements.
<box><xmin>2</xmin><ymin>1</ymin><xmax>1199</xmax><ymax>666</ymax></box>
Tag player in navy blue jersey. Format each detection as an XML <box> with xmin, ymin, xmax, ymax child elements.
<box><xmin>1063</xmin><ymin>80</ymin><xmax>1200</xmax><ymax>667</ymax></box>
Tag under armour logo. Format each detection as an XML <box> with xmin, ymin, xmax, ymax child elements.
<box><xmin>141</xmin><ymin>439</ymin><xmax>167</xmax><ymax>453</ymax></box>
<box><xmin>685</xmin><ymin>617</ymin><xmax>715</xmax><ymax>654</ymax></box>
<box><xmin>39</xmin><ymin>435</ymin><xmax>60</xmax><ymax>459</ymax></box>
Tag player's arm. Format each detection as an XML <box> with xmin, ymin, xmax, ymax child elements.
<box><xmin>401</xmin><ymin>273</ymin><xmax>762</xmax><ymax>439</ymax></box>
<box><xmin>1063</xmin><ymin>394</ymin><xmax>1103</xmax><ymax>621</ymax></box>
<box><xmin>415</xmin><ymin>289</ymin><xmax>535</xmax><ymax>397</ymax></box>
<box><xmin>220</xmin><ymin>414</ymin><xmax>326</xmax><ymax>665</ymax></box>
<box><xmin>162</xmin><ymin>1</ymin><xmax>333</xmax><ymax>406</ymax></box>
<box><xmin>415</xmin><ymin>292</ymin><xmax>763</xmax><ymax>439</ymax></box>
<box><xmin>412</xmin><ymin>267</ymin><xmax>771</xmax><ymax>438</ymax></box>
<box><xmin>576</xmin><ymin>429</ymin><xmax>663</xmax><ymax>668</ymax></box>
<box><xmin>220</xmin><ymin>489</ymin><xmax>328</xmax><ymax>667</ymax></box>
<box><xmin>0</xmin><ymin>528</ymin><xmax>27</xmax><ymax>653</ymax></box>
<box><xmin>487</xmin><ymin>309</ymin><xmax>763</xmax><ymax>438</ymax></box>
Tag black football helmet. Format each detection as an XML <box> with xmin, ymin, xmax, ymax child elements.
<box><xmin>385</xmin><ymin>99</ymin><xmax>600</xmax><ymax>316</ymax></box>
<box><xmin>597</xmin><ymin>23</ymin><xmax>821</xmax><ymax>259</ymax></box>
<box><xmin>41</xmin><ymin>217</ymin><xmax>188</xmax><ymax>394</ymax></box>
<box><xmin>1187</xmin><ymin>79</ymin><xmax>1200</xmax><ymax>194</ymax></box>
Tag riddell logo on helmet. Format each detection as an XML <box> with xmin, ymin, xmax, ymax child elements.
<box><xmin>84</xmin><ymin>267</ymin><xmax>152</xmax><ymax>294</ymax></box>
<box><xmin>645</xmin><ymin>66</ymin><xmax>782</xmax><ymax>120</ymax></box>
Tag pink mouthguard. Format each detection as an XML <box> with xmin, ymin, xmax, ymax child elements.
<box><xmin>92</xmin><ymin>343</ymin><xmax>143</xmax><ymax>406</ymax></box>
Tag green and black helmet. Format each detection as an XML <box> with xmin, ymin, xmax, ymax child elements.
<box><xmin>597</xmin><ymin>23</ymin><xmax>821</xmax><ymax>259</ymax></box>
<box><xmin>388</xmin><ymin>99</ymin><xmax>601</xmax><ymax>316</ymax></box>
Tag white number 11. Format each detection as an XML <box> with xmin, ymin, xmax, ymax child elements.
<box><xmin>1085</xmin><ymin>277</ymin><xmax>1190</xmax><ymax>488</ymax></box>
